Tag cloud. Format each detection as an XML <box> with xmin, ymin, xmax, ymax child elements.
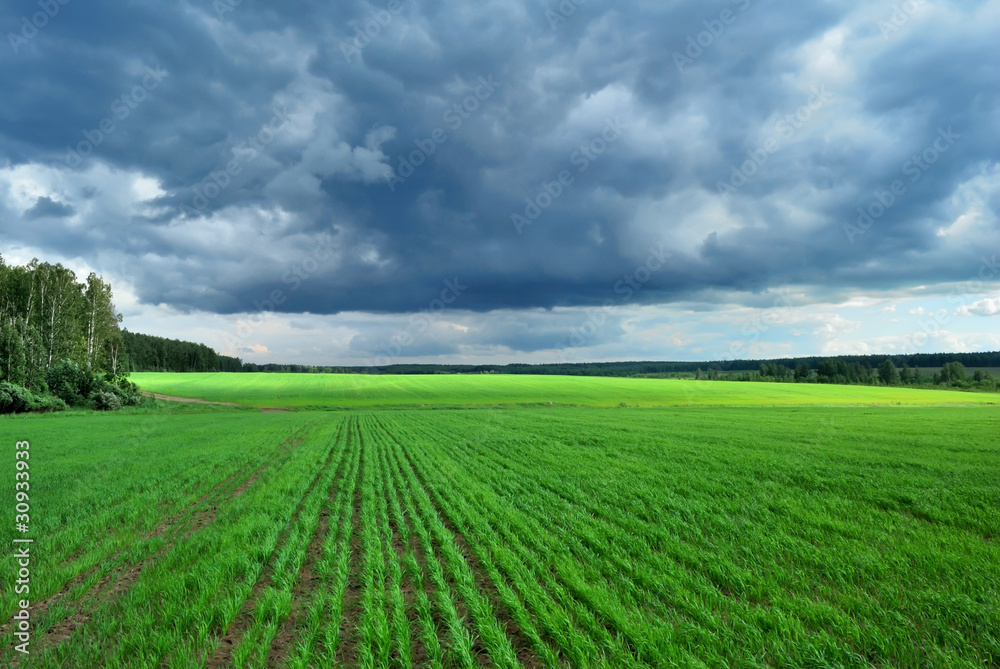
<box><xmin>23</xmin><ymin>196</ymin><xmax>75</xmax><ymax>219</ymax></box>
<box><xmin>811</xmin><ymin>315</ymin><xmax>862</xmax><ymax>337</ymax></box>
<box><xmin>0</xmin><ymin>0</ymin><xmax>998</xmax><ymax>362</ymax></box>
<box><xmin>820</xmin><ymin>330</ymin><xmax>1000</xmax><ymax>357</ymax></box>
<box><xmin>956</xmin><ymin>297</ymin><xmax>1000</xmax><ymax>317</ymax></box>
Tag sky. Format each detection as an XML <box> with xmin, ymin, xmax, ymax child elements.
<box><xmin>1</xmin><ymin>0</ymin><xmax>998</xmax><ymax>366</ymax></box>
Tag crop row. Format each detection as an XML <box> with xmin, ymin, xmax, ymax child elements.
<box><xmin>2</xmin><ymin>407</ymin><xmax>998</xmax><ymax>667</ymax></box>
<box><xmin>376</xmin><ymin>408</ymin><xmax>1000</xmax><ymax>667</ymax></box>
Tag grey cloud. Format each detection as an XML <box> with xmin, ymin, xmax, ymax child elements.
<box><xmin>24</xmin><ymin>196</ymin><xmax>75</xmax><ymax>219</ymax></box>
<box><xmin>0</xmin><ymin>0</ymin><xmax>997</xmax><ymax>334</ymax></box>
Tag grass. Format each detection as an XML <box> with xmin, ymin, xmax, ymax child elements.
<box><xmin>1</xmin><ymin>399</ymin><xmax>998</xmax><ymax>667</ymax></box>
<box><xmin>130</xmin><ymin>372</ymin><xmax>1000</xmax><ymax>409</ymax></box>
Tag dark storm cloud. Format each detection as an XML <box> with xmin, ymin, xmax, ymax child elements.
<box><xmin>23</xmin><ymin>195</ymin><xmax>74</xmax><ymax>219</ymax></box>
<box><xmin>1</xmin><ymin>0</ymin><xmax>998</xmax><ymax>319</ymax></box>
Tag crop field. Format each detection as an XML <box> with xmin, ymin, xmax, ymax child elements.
<box><xmin>131</xmin><ymin>373</ymin><xmax>1000</xmax><ymax>409</ymax></box>
<box><xmin>1</xmin><ymin>401</ymin><xmax>998</xmax><ymax>668</ymax></box>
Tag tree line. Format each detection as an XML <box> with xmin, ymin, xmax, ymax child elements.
<box><xmin>144</xmin><ymin>351</ymin><xmax>1000</xmax><ymax>394</ymax></box>
<box><xmin>719</xmin><ymin>358</ymin><xmax>997</xmax><ymax>391</ymax></box>
<box><xmin>0</xmin><ymin>256</ymin><xmax>141</xmax><ymax>413</ymax></box>
<box><xmin>122</xmin><ymin>330</ymin><xmax>243</xmax><ymax>373</ymax></box>
<box><xmin>214</xmin><ymin>355</ymin><xmax>1000</xmax><ymax>379</ymax></box>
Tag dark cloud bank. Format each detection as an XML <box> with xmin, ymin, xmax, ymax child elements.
<box><xmin>1</xmin><ymin>0</ymin><xmax>997</xmax><ymax>359</ymax></box>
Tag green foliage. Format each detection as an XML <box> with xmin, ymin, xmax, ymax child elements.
<box><xmin>0</xmin><ymin>257</ymin><xmax>124</xmax><ymax>386</ymax></box>
<box><xmin>878</xmin><ymin>358</ymin><xmax>900</xmax><ymax>385</ymax></box>
<box><xmin>47</xmin><ymin>359</ymin><xmax>93</xmax><ymax>406</ymax></box>
<box><xmin>817</xmin><ymin>358</ymin><xmax>876</xmax><ymax>384</ymax></box>
<box><xmin>759</xmin><ymin>362</ymin><xmax>793</xmax><ymax>380</ymax></box>
<box><xmin>939</xmin><ymin>361</ymin><xmax>968</xmax><ymax>385</ymax></box>
<box><xmin>89</xmin><ymin>375</ymin><xmax>143</xmax><ymax>408</ymax></box>
<box><xmin>122</xmin><ymin>330</ymin><xmax>242</xmax><ymax>373</ymax></box>
<box><xmin>0</xmin><ymin>381</ymin><xmax>65</xmax><ymax>414</ymax></box>
<box><xmin>89</xmin><ymin>389</ymin><xmax>123</xmax><ymax>411</ymax></box>
<box><xmin>0</xmin><ymin>381</ymin><xmax>35</xmax><ymax>414</ymax></box>
<box><xmin>112</xmin><ymin>375</ymin><xmax>144</xmax><ymax>406</ymax></box>
<box><xmin>30</xmin><ymin>393</ymin><xmax>69</xmax><ymax>413</ymax></box>
<box><xmin>0</xmin><ymin>321</ymin><xmax>27</xmax><ymax>386</ymax></box>
<box><xmin>742</xmin><ymin>357</ymin><xmax>996</xmax><ymax>392</ymax></box>
<box><xmin>35</xmin><ymin>360</ymin><xmax>138</xmax><ymax>411</ymax></box>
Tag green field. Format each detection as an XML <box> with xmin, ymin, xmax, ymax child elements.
<box><xmin>131</xmin><ymin>372</ymin><xmax>999</xmax><ymax>409</ymax></box>
<box><xmin>1</xmin><ymin>379</ymin><xmax>998</xmax><ymax>667</ymax></box>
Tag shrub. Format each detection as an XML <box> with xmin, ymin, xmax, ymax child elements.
<box><xmin>111</xmin><ymin>375</ymin><xmax>143</xmax><ymax>406</ymax></box>
<box><xmin>89</xmin><ymin>390</ymin><xmax>122</xmax><ymax>411</ymax></box>
<box><xmin>47</xmin><ymin>360</ymin><xmax>93</xmax><ymax>406</ymax></box>
<box><xmin>90</xmin><ymin>378</ymin><xmax>140</xmax><ymax>407</ymax></box>
<box><xmin>30</xmin><ymin>394</ymin><xmax>68</xmax><ymax>413</ymax></box>
<box><xmin>53</xmin><ymin>380</ymin><xmax>83</xmax><ymax>406</ymax></box>
<box><xmin>0</xmin><ymin>382</ymin><xmax>35</xmax><ymax>414</ymax></box>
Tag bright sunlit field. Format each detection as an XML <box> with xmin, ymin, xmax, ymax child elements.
<box><xmin>1</xmin><ymin>388</ymin><xmax>998</xmax><ymax>667</ymax></box>
<box><xmin>130</xmin><ymin>372</ymin><xmax>1000</xmax><ymax>409</ymax></box>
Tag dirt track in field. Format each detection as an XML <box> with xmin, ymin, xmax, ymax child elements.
<box><xmin>141</xmin><ymin>392</ymin><xmax>290</xmax><ymax>412</ymax></box>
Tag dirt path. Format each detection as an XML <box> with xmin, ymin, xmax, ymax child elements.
<box><xmin>141</xmin><ymin>392</ymin><xmax>289</xmax><ymax>412</ymax></box>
